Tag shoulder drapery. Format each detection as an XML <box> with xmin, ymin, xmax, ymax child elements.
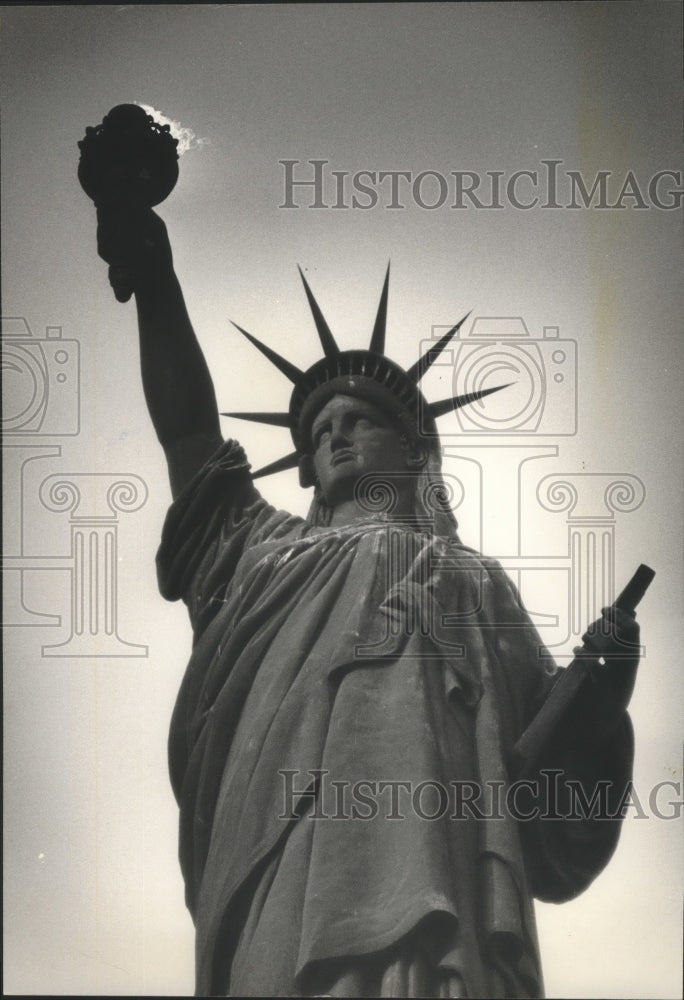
<box><xmin>157</xmin><ymin>439</ymin><xmax>633</xmax><ymax>998</ymax></box>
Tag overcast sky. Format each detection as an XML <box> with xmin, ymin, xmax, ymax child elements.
<box><xmin>2</xmin><ymin>4</ymin><xmax>682</xmax><ymax>996</ymax></box>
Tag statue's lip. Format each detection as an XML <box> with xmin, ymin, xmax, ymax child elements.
<box><xmin>331</xmin><ymin>450</ymin><xmax>356</xmax><ymax>466</ymax></box>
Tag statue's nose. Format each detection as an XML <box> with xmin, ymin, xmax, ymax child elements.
<box><xmin>330</xmin><ymin>425</ymin><xmax>350</xmax><ymax>450</ymax></box>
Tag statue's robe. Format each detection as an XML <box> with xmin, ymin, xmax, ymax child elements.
<box><xmin>157</xmin><ymin>441</ymin><xmax>633</xmax><ymax>998</ymax></box>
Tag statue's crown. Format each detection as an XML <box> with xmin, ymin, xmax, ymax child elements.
<box><xmin>223</xmin><ymin>265</ymin><xmax>510</xmax><ymax>480</ymax></box>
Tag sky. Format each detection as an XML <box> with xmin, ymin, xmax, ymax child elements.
<box><xmin>2</xmin><ymin>3</ymin><xmax>682</xmax><ymax>996</ymax></box>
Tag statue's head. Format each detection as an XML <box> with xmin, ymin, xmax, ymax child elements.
<box><xmin>306</xmin><ymin>392</ymin><xmax>429</xmax><ymax>509</ymax></box>
<box><xmin>223</xmin><ymin>266</ymin><xmax>510</xmax><ymax>532</ymax></box>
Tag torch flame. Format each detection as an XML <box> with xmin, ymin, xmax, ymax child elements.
<box><xmin>135</xmin><ymin>103</ymin><xmax>209</xmax><ymax>155</ymax></box>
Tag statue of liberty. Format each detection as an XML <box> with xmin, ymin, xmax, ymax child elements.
<box><xmin>91</xmin><ymin>129</ymin><xmax>641</xmax><ymax>996</ymax></box>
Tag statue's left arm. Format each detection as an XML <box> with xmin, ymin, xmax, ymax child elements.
<box><xmin>486</xmin><ymin>566</ymin><xmax>641</xmax><ymax>902</ymax></box>
<box><xmin>523</xmin><ymin>605</ymin><xmax>640</xmax><ymax>901</ymax></box>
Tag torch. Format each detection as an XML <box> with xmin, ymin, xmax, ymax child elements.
<box><xmin>77</xmin><ymin>104</ymin><xmax>179</xmax><ymax>302</ymax></box>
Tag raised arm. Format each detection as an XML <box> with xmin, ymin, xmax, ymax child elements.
<box><xmin>97</xmin><ymin>206</ymin><xmax>223</xmax><ymax>498</ymax></box>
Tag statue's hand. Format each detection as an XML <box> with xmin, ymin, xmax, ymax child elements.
<box><xmin>96</xmin><ymin>205</ymin><xmax>173</xmax><ymax>302</ymax></box>
<box><xmin>574</xmin><ymin>606</ymin><xmax>641</xmax><ymax>742</ymax></box>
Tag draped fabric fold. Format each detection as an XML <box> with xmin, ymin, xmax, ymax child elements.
<box><xmin>157</xmin><ymin>439</ymin><xmax>632</xmax><ymax>998</ymax></box>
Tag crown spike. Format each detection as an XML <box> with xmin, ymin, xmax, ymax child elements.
<box><xmin>428</xmin><ymin>383</ymin><xmax>513</xmax><ymax>419</ymax></box>
<box><xmin>406</xmin><ymin>311</ymin><xmax>472</xmax><ymax>384</ymax></box>
<box><xmin>298</xmin><ymin>267</ymin><xmax>339</xmax><ymax>358</ymax></box>
<box><xmin>369</xmin><ymin>262</ymin><xmax>390</xmax><ymax>354</ymax></box>
<box><xmin>231</xmin><ymin>322</ymin><xmax>303</xmax><ymax>383</ymax></box>
<box><xmin>221</xmin><ymin>411</ymin><xmax>293</xmax><ymax>428</ymax></box>
<box><xmin>251</xmin><ymin>450</ymin><xmax>301</xmax><ymax>480</ymax></box>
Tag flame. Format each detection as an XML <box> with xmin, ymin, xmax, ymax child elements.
<box><xmin>135</xmin><ymin>103</ymin><xmax>209</xmax><ymax>156</ymax></box>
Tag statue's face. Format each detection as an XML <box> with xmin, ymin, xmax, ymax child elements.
<box><xmin>311</xmin><ymin>393</ymin><xmax>412</xmax><ymax>506</ymax></box>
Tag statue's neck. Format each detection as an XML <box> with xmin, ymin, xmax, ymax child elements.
<box><xmin>328</xmin><ymin>490</ymin><xmax>415</xmax><ymax>528</ymax></box>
